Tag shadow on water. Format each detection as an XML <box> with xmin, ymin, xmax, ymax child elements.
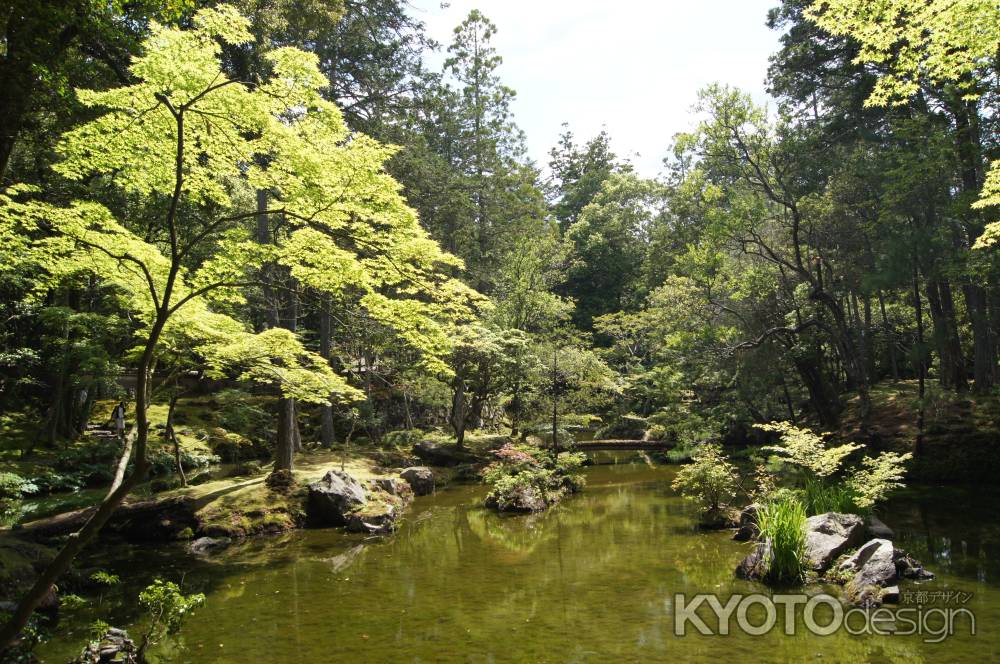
<box><xmin>35</xmin><ymin>453</ymin><xmax>999</xmax><ymax>663</ymax></box>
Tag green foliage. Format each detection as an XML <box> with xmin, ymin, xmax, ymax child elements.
<box><xmin>758</xmin><ymin>422</ymin><xmax>862</xmax><ymax>478</ymax></box>
<box><xmin>806</xmin><ymin>0</ymin><xmax>999</xmax><ymax>106</ymax></box>
<box><xmin>380</xmin><ymin>429</ymin><xmax>424</xmax><ymax>448</ymax></box>
<box><xmin>137</xmin><ymin>579</ymin><xmax>206</xmax><ymax>651</ymax></box>
<box><xmin>759</xmin><ymin>421</ymin><xmax>912</xmax><ymax>513</ymax></box>
<box><xmin>0</xmin><ymin>473</ymin><xmax>38</xmax><ymax>501</ymax></box>
<box><xmin>60</xmin><ymin>593</ymin><xmax>87</xmax><ymax>610</ymax></box>
<box><xmin>757</xmin><ymin>494</ymin><xmax>807</xmax><ymax>584</ymax></box>
<box><xmin>90</xmin><ymin>571</ymin><xmax>121</xmax><ymax>587</ymax></box>
<box><xmin>215</xmin><ymin>390</ymin><xmax>270</xmax><ymax>437</ymax></box>
<box><xmin>670</xmin><ymin>443</ymin><xmax>739</xmax><ymax>520</ymax></box>
<box><xmin>801</xmin><ymin>479</ymin><xmax>858</xmax><ymax>516</ymax></box>
<box><xmin>847</xmin><ymin>451</ymin><xmax>913</xmax><ymax>510</ymax></box>
<box><xmin>88</xmin><ymin>620</ymin><xmax>113</xmax><ymax>642</ymax></box>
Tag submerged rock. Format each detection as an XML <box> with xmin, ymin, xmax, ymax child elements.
<box><xmin>188</xmin><ymin>536</ymin><xmax>231</xmax><ymax>556</ymax></box>
<box><xmin>307</xmin><ymin>470</ymin><xmax>367</xmax><ymax>527</ymax></box>
<box><xmin>732</xmin><ymin>503</ymin><xmax>761</xmax><ymax>542</ymax></box>
<box><xmin>400</xmin><ymin>466</ymin><xmax>435</xmax><ymax>496</ymax></box>
<box><xmin>735</xmin><ymin>539</ymin><xmax>773</xmax><ymax>581</ymax></box>
<box><xmin>804</xmin><ymin>512</ymin><xmax>865</xmax><ymax>572</ymax></box>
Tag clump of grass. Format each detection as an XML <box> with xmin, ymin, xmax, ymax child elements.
<box><xmin>757</xmin><ymin>494</ymin><xmax>807</xmax><ymax>584</ymax></box>
<box><xmin>801</xmin><ymin>479</ymin><xmax>859</xmax><ymax>516</ymax></box>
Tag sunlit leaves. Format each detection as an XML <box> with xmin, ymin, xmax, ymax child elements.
<box><xmin>806</xmin><ymin>0</ymin><xmax>999</xmax><ymax>106</ymax></box>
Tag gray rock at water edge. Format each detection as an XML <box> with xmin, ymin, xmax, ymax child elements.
<box><xmin>188</xmin><ymin>536</ymin><xmax>231</xmax><ymax>556</ymax></box>
<box><xmin>804</xmin><ymin>512</ymin><xmax>866</xmax><ymax>572</ymax></box>
<box><xmin>345</xmin><ymin>504</ymin><xmax>399</xmax><ymax>535</ymax></box>
<box><xmin>841</xmin><ymin>538</ymin><xmax>897</xmax><ymax>607</ymax></box>
<box><xmin>371</xmin><ymin>477</ymin><xmax>413</xmax><ymax>500</ymax></box>
<box><xmin>732</xmin><ymin>503</ymin><xmax>761</xmax><ymax>542</ymax></box>
<box><xmin>735</xmin><ymin>539</ymin><xmax>773</xmax><ymax>581</ymax></box>
<box><xmin>866</xmin><ymin>515</ymin><xmax>895</xmax><ymax>540</ymax></box>
<box><xmin>893</xmin><ymin>548</ymin><xmax>935</xmax><ymax>581</ymax></box>
<box><xmin>882</xmin><ymin>585</ymin><xmax>900</xmax><ymax>604</ymax></box>
<box><xmin>400</xmin><ymin>466</ymin><xmax>434</xmax><ymax>496</ymax></box>
<box><xmin>307</xmin><ymin>470</ymin><xmax>367</xmax><ymax>526</ymax></box>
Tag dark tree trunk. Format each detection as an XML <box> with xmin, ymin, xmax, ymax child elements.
<box><xmin>164</xmin><ymin>393</ymin><xmax>186</xmax><ymax>486</ymax></box>
<box><xmin>318</xmin><ymin>300</ymin><xmax>335</xmax><ymax>447</ymax></box>
<box><xmin>274</xmin><ymin>397</ymin><xmax>295</xmax><ymax>472</ymax></box>
<box><xmin>792</xmin><ymin>355</ymin><xmax>840</xmax><ymax>427</ymax></box>
<box><xmin>878</xmin><ymin>290</ymin><xmax>899</xmax><ymax>379</ymax></box>
<box><xmin>913</xmin><ymin>268</ymin><xmax>927</xmax><ymax>456</ymax></box>
<box><xmin>927</xmin><ymin>279</ymin><xmax>967</xmax><ymax>391</ymax></box>
<box><xmin>963</xmin><ymin>282</ymin><xmax>994</xmax><ymax>392</ymax></box>
<box><xmin>449</xmin><ymin>379</ymin><xmax>467</xmax><ymax>449</ymax></box>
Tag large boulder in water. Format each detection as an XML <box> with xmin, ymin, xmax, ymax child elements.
<box><xmin>804</xmin><ymin>512</ymin><xmax>865</xmax><ymax>572</ymax></box>
<box><xmin>400</xmin><ymin>466</ymin><xmax>435</xmax><ymax>496</ymax></box>
<box><xmin>735</xmin><ymin>539</ymin><xmax>773</xmax><ymax>581</ymax></box>
<box><xmin>345</xmin><ymin>502</ymin><xmax>399</xmax><ymax>535</ymax></box>
<box><xmin>732</xmin><ymin>503</ymin><xmax>762</xmax><ymax>542</ymax></box>
<box><xmin>841</xmin><ymin>538</ymin><xmax>897</xmax><ymax>607</ymax></box>
<box><xmin>307</xmin><ymin>470</ymin><xmax>367</xmax><ymax>527</ymax></box>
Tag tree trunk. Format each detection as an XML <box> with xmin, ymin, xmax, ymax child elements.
<box><xmin>792</xmin><ymin>355</ymin><xmax>840</xmax><ymax>427</ymax></box>
<box><xmin>926</xmin><ymin>279</ymin><xmax>966</xmax><ymax>391</ymax></box>
<box><xmin>273</xmin><ymin>397</ymin><xmax>295</xmax><ymax>472</ymax></box>
<box><xmin>449</xmin><ymin>379</ymin><xmax>467</xmax><ymax>450</ymax></box>
<box><xmin>963</xmin><ymin>282</ymin><xmax>994</xmax><ymax>392</ymax></box>
<box><xmin>913</xmin><ymin>268</ymin><xmax>927</xmax><ymax>456</ymax></box>
<box><xmin>164</xmin><ymin>393</ymin><xmax>186</xmax><ymax>486</ymax></box>
<box><xmin>318</xmin><ymin>299</ymin><xmax>335</xmax><ymax>447</ymax></box>
<box><xmin>877</xmin><ymin>290</ymin><xmax>899</xmax><ymax>380</ymax></box>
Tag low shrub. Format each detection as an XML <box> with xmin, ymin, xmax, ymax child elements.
<box><xmin>670</xmin><ymin>443</ymin><xmax>739</xmax><ymax>524</ymax></box>
<box><xmin>482</xmin><ymin>443</ymin><xmax>585</xmax><ymax>512</ymax></box>
<box><xmin>0</xmin><ymin>472</ymin><xmax>38</xmax><ymax>501</ymax></box>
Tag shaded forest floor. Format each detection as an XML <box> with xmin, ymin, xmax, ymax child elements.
<box><xmin>838</xmin><ymin>380</ymin><xmax>1000</xmax><ymax>482</ymax></box>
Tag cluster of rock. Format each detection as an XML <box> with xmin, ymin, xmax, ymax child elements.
<box><xmin>483</xmin><ymin>483</ymin><xmax>548</xmax><ymax>513</ymax></box>
<box><xmin>305</xmin><ymin>467</ymin><xmax>434</xmax><ymax>535</ymax></box>
<box><xmin>72</xmin><ymin>628</ymin><xmax>137</xmax><ymax>663</ymax></box>
<box><xmin>734</xmin><ymin>508</ymin><xmax>933</xmax><ymax>607</ymax></box>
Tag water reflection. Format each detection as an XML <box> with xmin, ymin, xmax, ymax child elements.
<box><xmin>37</xmin><ymin>455</ymin><xmax>1000</xmax><ymax>663</ymax></box>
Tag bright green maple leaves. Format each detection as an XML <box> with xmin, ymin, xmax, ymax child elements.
<box><xmin>0</xmin><ymin>5</ymin><xmax>480</xmax><ymax>404</ymax></box>
<box><xmin>806</xmin><ymin>0</ymin><xmax>1000</xmax><ymax>237</ymax></box>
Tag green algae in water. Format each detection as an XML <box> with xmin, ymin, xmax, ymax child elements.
<box><xmin>37</xmin><ymin>456</ymin><xmax>1000</xmax><ymax>663</ymax></box>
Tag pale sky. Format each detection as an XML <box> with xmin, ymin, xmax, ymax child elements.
<box><xmin>408</xmin><ymin>0</ymin><xmax>782</xmax><ymax>177</ymax></box>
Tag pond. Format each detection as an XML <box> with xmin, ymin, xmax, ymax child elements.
<box><xmin>36</xmin><ymin>453</ymin><xmax>1000</xmax><ymax>662</ymax></box>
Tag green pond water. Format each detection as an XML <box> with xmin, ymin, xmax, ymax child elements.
<box><xmin>36</xmin><ymin>454</ymin><xmax>999</xmax><ymax>663</ymax></box>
